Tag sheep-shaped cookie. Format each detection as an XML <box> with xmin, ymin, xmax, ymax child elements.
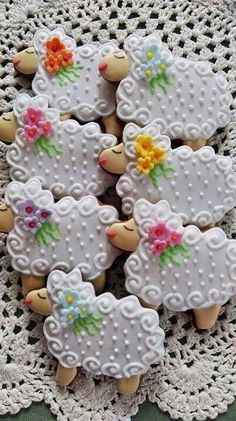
<box><xmin>3</xmin><ymin>94</ymin><xmax>117</xmax><ymax>199</ymax></box>
<box><xmin>99</xmin><ymin>33</ymin><xmax>232</xmax><ymax>150</ymax></box>
<box><xmin>106</xmin><ymin>199</ymin><xmax>236</xmax><ymax>329</ymax></box>
<box><xmin>12</xmin><ymin>27</ymin><xmax>125</xmax><ymax>136</ymax></box>
<box><xmin>99</xmin><ymin>122</ymin><xmax>236</xmax><ymax>226</ymax></box>
<box><xmin>25</xmin><ymin>267</ymin><xmax>165</xmax><ymax>393</ymax></box>
<box><xmin>0</xmin><ymin>178</ymin><xmax>120</xmax><ymax>296</ymax></box>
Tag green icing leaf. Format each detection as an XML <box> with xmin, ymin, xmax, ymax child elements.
<box><xmin>35</xmin><ymin>221</ymin><xmax>61</xmax><ymax>247</ymax></box>
<box><xmin>148</xmin><ymin>71</ymin><xmax>172</xmax><ymax>95</ymax></box>
<box><xmin>56</xmin><ymin>63</ymin><xmax>83</xmax><ymax>87</ymax></box>
<box><xmin>33</xmin><ymin>136</ymin><xmax>63</xmax><ymax>158</ymax></box>
<box><xmin>158</xmin><ymin>244</ymin><xmax>191</xmax><ymax>268</ymax></box>
<box><xmin>73</xmin><ymin>313</ymin><xmax>103</xmax><ymax>336</ymax></box>
<box><xmin>149</xmin><ymin>163</ymin><xmax>175</xmax><ymax>188</ymax></box>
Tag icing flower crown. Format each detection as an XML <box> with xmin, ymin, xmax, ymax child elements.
<box><xmin>134</xmin><ymin>133</ymin><xmax>174</xmax><ymax>186</ymax></box>
<box><xmin>16</xmin><ymin>199</ymin><xmax>61</xmax><ymax>247</ymax></box>
<box><xmin>20</xmin><ymin>106</ymin><xmax>62</xmax><ymax>158</ymax></box>
<box><xmin>43</xmin><ymin>36</ymin><xmax>83</xmax><ymax>86</ymax></box>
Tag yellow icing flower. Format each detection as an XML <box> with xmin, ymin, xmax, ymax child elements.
<box><xmin>134</xmin><ymin>134</ymin><xmax>154</xmax><ymax>157</ymax></box>
<box><xmin>149</xmin><ymin>146</ymin><xmax>166</xmax><ymax>164</ymax></box>
<box><xmin>137</xmin><ymin>156</ymin><xmax>155</xmax><ymax>175</ymax></box>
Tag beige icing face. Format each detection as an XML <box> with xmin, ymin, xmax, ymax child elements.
<box><xmin>0</xmin><ymin>112</ymin><xmax>17</xmax><ymax>143</ymax></box>
<box><xmin>98</xmin><ymin>51</ymin><xmax>130</xmax><ymax>82</ymax></box>
<box><xmin>106</xmin><ymin>218</ymin><xmax>140</xmax><ymax>252</ymax></box>
<box><xmin>25</xmin><ymin>288</ymin><xmax>52</xmax><ymax>315</ymax></box>
<box><xmin>0</xmin><ymin>202</ymin><xmax>14</xmax><ymax>233</ymax></box>
<box><xmin>99</xmin><ymin>143</ymin><xmax>128</xmax><ymax>174</ymax></box>
<box><xmin>13</xmin><ymin>47</ymin><xmax>38</xmax><ymax>75</ymax></box>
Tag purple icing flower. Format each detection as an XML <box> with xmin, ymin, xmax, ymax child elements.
<box><xmin>148</xmin><ymin>221</ymin><xmax>170</xmax><ymax>242</ymax></box>
<box><xmin>21</xmin><ymin>125</ymin><xmax>42</xmax><ymax>144</ymax></box>
<box><xmin>150</xmin><ymin>239</ymin><xmax>167</xmax><ymax>255</ymax></box>
<box><xmin>38</xmin><ymin>120</ymin><xmax>54</xmax><ymax>138</ymax></box>
<box><xmin>22</xmin><ymin>216</ymin><xmax>41</xmax><ymax>234</ymax></box>
<box><xmin>35</xmin><ymin>208</ymin><xmax>52</xmax><ymax>223</ymax></box>
<box><xmin>17</xmin><ymin>199</ymin><xmax>38</xmax><ymax>217</ymax></box>
<box><xmin>23</xmin><ymin>107</ymin><xmax>44</xmax><ymax>126</ymax></box>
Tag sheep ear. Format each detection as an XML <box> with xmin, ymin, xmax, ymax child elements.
<box><xmin>133</xmin><ymin>199</ymin><xmax>153</xmax><ymax>226</ymax></box>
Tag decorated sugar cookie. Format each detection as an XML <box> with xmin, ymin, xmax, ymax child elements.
<box><xmin>1</xmin><ymin>178</ymin><xmax>120</xmax><ymax>296</ymax></box>
<box><xmin>25</xmin><ymin>268</ymin><xmax>165</xmax><ymax>392</ymax></box>
<box><xmin>99</xmin><ymin>33</ymin><xmax>232</xmax><ymax>148</ymax></box>
<box><xmin>5</xmin><ymin>94</ymin><xmax>117</xmax><ymax>199</ymax></box>
<box><xmin>99</xmin><ymin>122</ymin><xmax>236</xmax><ymax>226</ymax></box>
<box><xmin>106</xmin><ymin>199</ymin><xmax>236</xmax><ymax>329</ymax></box>
<box><xmin>13</xmin><ymin>27</ymin><xmax>122</xmax><ymax>136</ymax></box>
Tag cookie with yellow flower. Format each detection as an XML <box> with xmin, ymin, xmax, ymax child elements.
<box><xmin>99</xmin><ymin>122</ymin><xmax>236</xmax><ymax>227</ymax></box>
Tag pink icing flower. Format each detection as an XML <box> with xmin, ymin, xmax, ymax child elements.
<box><xmin>36</xmin><ymin>208</ymin><xmax>52</xmax><ymax>222</ymax></box>
<box><xmin>22</xmin><ymin>216</ymin><xmax>41</xmax><ymax>234</ymax></box>
<box><xmin>150</xmin><ymin>239</ymin><xmax>167</xmax><ymax>255</ymax></box>
<box><xmin>21</xmin><ymin>125</ymin><xmax>41</xmax><ymax>143</ymax></box>
<box><xmin>167</xmin><ymin>230</ymin><xmax>182</xmax><ymax>246</ymax></box>
<box><xmin>23</xmin><ymin>107</ymin><xmax>44</xmax><ymax>126</ymax></box>
<box><xmin>38</xmin><ymin>120</ymin><xmax>54</xmax><ymax>137</ymax></box>
<box><xmin>148</xmin><ymin>221</ymin><xmax>170</xmax><ymax>242</ymax></box>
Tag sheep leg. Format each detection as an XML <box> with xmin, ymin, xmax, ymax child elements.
<box><xmin>183</xmin><ymin>138</ymin><xmax>206</xmax><ymax>151</ymax></box>
<box><xmin>21</xmin><ymin>274</ymin><xmax>46</xmax><ymax>297</ymax></box>
<box><xmin>194</xmin><ymin>304</ymin><xmax>222</xmax><ymax>329</ymax></box>
<box><xmin>116</xmin><ymin>375</ymin><xmax>141</xmax><ymax>395</ymax></box>
<box><xmin>102</xmin><ymin>112</ymin><xmax>123</xmax><ymax>137</ymax></box>
<box><xmin>55</xmin><ymin>363</ymin><xmax>78</xmax><ymax>386</ymax></box>
<box><xmin>139</xmin><ymin>298</ymin><xmax>159</xmax><ymax>310</ymax></box>
<box><xmin>91</xmin><ymin>271</ymin><xmax>106</xmax><ymax>294</ymax></box>
<box><xmin>60</xmin><ymin>113</ymin><xmax>71</xmax><ymax>121</ymax></box>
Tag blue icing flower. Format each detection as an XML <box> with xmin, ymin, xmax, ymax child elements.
<box><xmin>58</xmin><ymin>289</ymin><xmax>80</xmax><ymax>308</ymax></box>
<box><xmin>139</xmin><ymin>62</ymin><xmax>158</xmax><ymax>81</ymax></box>
<box><xmin>77</xmin><ymin>300</ymin><xmax>95</xmax><ymax>318</ymax></box>
<box><xmin>60</xmin><ymin>307</ymin><xmax>78</xmax><ymax>325</ymax></box>
<box><xmin>142</xmin><ymin>44</ymin><xmax>160</xmax><ymax>63</ymax></box>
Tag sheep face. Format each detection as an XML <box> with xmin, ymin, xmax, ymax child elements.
<box><xmin>107</xmin><ymin>218</ymin><xmax>140</xmax><ymax>252</ymax></box>
<box><xmin>25</xmin><ymin>288</ymin><xmax>51</xmax><ymax>315</ymax></box>
<box><xmin>0</xmin><ymin>112</ymin><xmax>17</xmax><ymax>143</ymax></box>
<box><xmin>0</xmin><ymin>203</ymin><xmax>14</xmax><ymax>233</ymax></box>
<box><xmin>98</xmin><ymin>51</ymin><xmax>130</xmax><ymax>82</ymax></box>
<box><xmin>99</xmin><ymin>144</ymin><xmax>128</xmax><ymax>174</ymax></box>
<box><xmin>13</xmin><ymin>47</ymin><xmax>38</xmax><ymax>74</ymax></box>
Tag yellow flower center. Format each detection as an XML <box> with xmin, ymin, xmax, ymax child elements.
<box><xmin>160</xmin><ymin>63</ymin><xmax>166</xmax><ymax>71</ymax></box>
<box><xmin>145</xmin><ymin>69</ymin><xmax>152</xmax><ymax>77</ymax></box>
<box><xmin>80</xmin><ymin>305</ymin><xmax>88</xmax><ymax>313</ymax></box>
<box><xmin>66</xmin><ymin>295</ymin><xmax>74</xmax><ymax>304</ymax></box>
<box><xmin>146</xmin><ymin>51</ymin><xmax>154</xmax><ymax>60</ymax></box>
<box><xmin>67</xmin><ymin>313</ymin><xmax>73</xmax><ymax>320</ymax></box>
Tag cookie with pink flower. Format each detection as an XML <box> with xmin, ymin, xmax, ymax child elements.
<box><xmin>6</xmin><ymin>94</ymin><xmax>118</xmax><ymax>199</ymax></box>
<box><xmin>106</xmin><ymin>198</ymin><xmax>236</xmax><ymax>329</ymax></box>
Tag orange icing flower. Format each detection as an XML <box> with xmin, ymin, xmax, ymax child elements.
<box><xmin>134</xmin><ymin>134</ymin><xmax>154</xmax><ymax>157</ymax></box>
<box><xmin>149</xmin><ymin>146</ymin><xmax>166</xmax><ymax>164</ymax></box>
<box><xmin>46</xmin><ymin>37</ymin><xmax>65</xmax><ymax>56</ymax></box>
<box><xmin>137</xmin><ymin>156</ymin><xmax>154</xmax><ymax>175</ymax></box>
<box><xmin>44</xmin><ymin>55</ymin><xmax>61</xmax><ymax>74</ymax></box>
<box><xmin>56</xmin><ymin>49</ymin><xmax>73</xmax><ymax>68</ymax></box>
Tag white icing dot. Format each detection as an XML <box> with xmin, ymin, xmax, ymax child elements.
<box><xmin>200</xmin><ymin>281</ymin><xmax>205</xmax><ymax>287</ymax></box>
<box><xmin>54</xmin><ymin>175</ymin><xmax>58</xmax><ymax>181</ymax></box>
<box><xmin>185</xmin><ymin>270</ymin><xmax>190</xmax><ymax>275</ymax></box>
<box><xmin>125</xmin><ymin>340</ymin><xmax>130</xmax><ymax>346</ymax></box>
<box><xmin>81</xmin><ymin>350</ymin><xmax>85</xmax><ymax>355</ymax></box>
<box><xmin>200</xmin><ymin>192</ymin><xmax>204</xmax><ymax>198</ymax></box>
<box><xmin>109</xmin><ymin>314</ymin><xmax>114</xmax><ymax>319</ymax></box>
<box><xmin>208</xmin><ymin>274</ymin><xmax>214</xmax><ymax>280</ymax></box>
<box><xmin>187</xmin><ymin>197</ymin><xmax>192</xmax><ymax>203</ymax></box>
<box><xmin>161</xmin><ymin>280</ymin><xmax>165</xmax><ymax>286</ymax></box>
<box><xmin>80</xmin><ymin>242</ymin><xmax>84</xmax><ymax>248</ymax></box>
<box><xmin>112</xmin><ymin>335</ymin><xmax>117</xmax><ymax>341</ymax></box>
<box><xmin>114</xmin><ymin>348</ymin><xmax>119</xmax><ymax>353</ymax></box>
<box><xmin>198</xmin><ymin>269</ymin><xmax>203</xmax><ymax>275</ymax></box>
<box><xmin>195</xmin><ymin>246</ymin><xmax>199</xmax><ymax>252</ymax></box>
<box><xmin>220</xmin><ymin>274</ymin><xmax>224</xmax><ymax>279</ymax></box>
<box><xmin>172</xmin><ymin>285</ymin><xmax>177</xmax><ymax>291</ymax></box>
<box><xmin>187</xmin><ymin>281</ymin><xmax>192</xmax><ymax>287</ymax></box>
<box><xmin>87</xmin><ymin>341</ymin><xmax>91</xmax><ymax>347</ymax></box>
<box><xmin>113</xmin><ymin>322</ymin><xmax>118</xmax><ymax>329</ymax></box>
<box><xmin>126</xmin><ymin>354</ymin><xmax>131</xmax><ymax>360</ymax></box>
<box><xmin>174</xmin><ymin>273</ymin><xmax>180</xmax><ymax>279</ymax></box>
<box><xmin>85</xmin><ymin>253</ymin><xmax>90</xmax><ymax>259</ymax></box>
<box><xmin>130</xmin><ymin>320</ymin><xmax>135</xmax><ymax>326</ymax></box>
<box><xmin>137</xmin><ymin>346</ymin><xmax>142</xmax><ymax>352</ymax></box>
<box><xmin>96</xmin><ymin>351</ymin><xmax>100</xmax><ymax>357</ymax></box>
<box><xmin>123</xmin><ymin>329</ymin><xmax>128</xmax><ymax>335</ymax></box>
<box><xmin>40</xmin><ymin>249</ymin><xmax>45</xmax><ymax>255</ymax></box>
<box><xmin>193</xmin><ymin>259</ymin><xmax>198</xmax><ymax>265</ymax></box>
<box><xmin>110</xmin><ymin>355</ymin><xmax>115</xmax><ymax>361</ymax></box>
<box><xmin>184</xmin><ymin>170</ymin><xmax>189</xmax><ymax>176</ymax></box>
<box><xmin>161</xmin><ymin>270</ymin><xmax>166</xmax><ymax>276</ymax></box>
<box><xmin>137</xmin><ymin>333</ymin><xmax>142</xmax><ymax>339</ymax></box>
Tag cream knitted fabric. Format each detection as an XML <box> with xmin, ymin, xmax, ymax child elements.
<box><xmin>0</xmin><ymin>1</ymin><xmax>236</xmax><ymax>420</ymax></box>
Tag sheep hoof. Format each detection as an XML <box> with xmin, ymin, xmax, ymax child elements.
<box><xmin>183</xmin><ymin>138</ymin><xmax>206</xmax><ymax>151</ymax></box>
<box><xmin>102</xmin><ymin>113</ymin><xmax>123</xmax><ymax>137</ymax></box>
<box><xmin>194</xmin><ymin>304</ymin><xmax>222</xmax><ymax>329</ymax></box>
<box><xmin>55</xmin><ymin>364</ymin><xmax>78</xmax><ymax>386</ymax></box>
<box><xmin>116</xmin><ymin>375</ymin><xmax>140</xmax><ymax>395</ymax></box>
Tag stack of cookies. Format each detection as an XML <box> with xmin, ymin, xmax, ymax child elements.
<box><xmin>0</xmin><ymin>28</ymin><xmax>235</xmax><ymax>395</ymax></box>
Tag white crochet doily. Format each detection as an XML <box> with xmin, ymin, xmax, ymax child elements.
<box><xmin>0</xmin><ymin>1</ymin><xmax>236</xmax><ymax>420</ymax></box>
